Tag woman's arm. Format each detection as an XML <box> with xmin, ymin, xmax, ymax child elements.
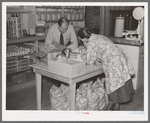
<box><xmin>86</xmin><ymin>42</ymin><xmax>97</xmax><ymax>65</ymax></box>
<box><xmin>67</xmin><ymin>25</ymin><xmax>78</xmax><ymax>50</ymax></box>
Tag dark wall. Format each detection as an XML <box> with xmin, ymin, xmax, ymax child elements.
<box><xmin>85</xmin><ymin>6</ymin><xmax>100</xmax><ymax>31</ymax></box>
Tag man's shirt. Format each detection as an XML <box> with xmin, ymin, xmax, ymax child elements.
<box><xmin>45</xmin><ymin>23</ymin><xmax>78</xmax><ymax>50</ymax></box>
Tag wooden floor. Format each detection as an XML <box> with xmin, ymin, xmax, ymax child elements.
<box><xmin>6</xmin><ymin>77</ymin><xmax>144</xmax><ymax>111</ymax></box>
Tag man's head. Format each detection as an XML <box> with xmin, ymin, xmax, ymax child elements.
<box><xmin>58</xmin><ymin>18</ymin><xmax>69</xmax><ymax>34</ymax></box>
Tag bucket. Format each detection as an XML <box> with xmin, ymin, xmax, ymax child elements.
<box><xmin>114</xmin><ymin>17</ymin><xmax>124</xmax><ymax>37</ymax></box>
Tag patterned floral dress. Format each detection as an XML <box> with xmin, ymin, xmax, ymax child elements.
<box><xmin>86</xmin><ymin>34</ymin><xmax>134</xmax><ymax>95</ymax></box>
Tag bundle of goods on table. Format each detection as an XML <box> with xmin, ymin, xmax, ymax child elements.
<box><xmin>36</xmin><ymin>45</ymin><xmax>107</xmax><ymax>110</ymax></box>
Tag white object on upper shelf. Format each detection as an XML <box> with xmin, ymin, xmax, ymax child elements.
<box><xmin>133</xmin><ymin>7</ymin><xmax>144</xmax><ymax>20</ymax></box>
<box><xmin>122</xmin><ymin>30</ymin><xmax>138</xmax><ymax>41</ymax></box>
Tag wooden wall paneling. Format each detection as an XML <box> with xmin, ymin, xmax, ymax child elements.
<box><xmin>120</xmin><ymin>6</ymin><xmax>125</xmax><ymax>10</ymax></box>
<box><xmin>125</xmin><ymin>6</ymin><xmax>130</xmax><ymax>10</ymax></box>
<box><xmin>104</xmin><ymin>6</ymin><xmax>110</xmax><ymax>36</ymax></box>
<box><xmin>85</xmin><ymin>6</ymin><xmax>90</xmax><ymax>29</ymax></box>
<box><xmin>116</xmin><ymin>6</ymin><xmax>121</xmax><ymax>10</ymax></box>
<box><xmin>112</xmin><ymin>6</ymin><xmax>115</xmax><ymax>10</ymax></box>
<box><xmin>110</xmin><ymin>6</ymin><xmax>115</xmax><ymax>10</ymax></box>
<box><xmin>113</xmin><ymin>6</ymin><xmax>118</xmax><ymax>10</ymax></box>
<box><xmin>109</xmin><ymin>10</ymin><xmax>113</xmax><ymax>36</ymax></box>
<box><xmin>99</xmin><ymin>6</ymin><xmax>105</xmax><ymax>34</ymax></box>
<box><xmin>137</xmin><ymin>45</ymin><xmax>144</xmax><ymax>89</ymax></box>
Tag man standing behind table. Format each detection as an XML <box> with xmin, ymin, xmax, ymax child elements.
<box><xmin>44</xmin><ymin>17</ymin><xmax>78</xmax><ymax>51</ymax></box>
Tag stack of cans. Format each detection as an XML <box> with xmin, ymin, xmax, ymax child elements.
<box><xmin>7</xmin><ymin>13</ymin><xmax>22</xmax><ymax>39</ymax></box>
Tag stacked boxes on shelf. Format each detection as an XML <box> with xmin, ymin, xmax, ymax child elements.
<box><xmin>7</xmin><ymin>44</ymin><xmax>36</xmax><ymax>74</ymax></box>
<box><xmin>7</xmin><ymin>43</ymin><xmax>36</xmax><ymax>57</ymax></box>
<box><xmin>7</xmin><ymin>55</ymin><xmax>35</xmax><ymax>74</ymax></box>
<box><xmin>7</xmin><ymin>13</ymin><xmax>23</xmax><ymax>39</ymax></box>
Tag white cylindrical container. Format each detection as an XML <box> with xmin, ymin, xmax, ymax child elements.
<box><xmin>114</xmin><ymin>17</ymin><xmax>124</xmax><ymax>37</ymax></box>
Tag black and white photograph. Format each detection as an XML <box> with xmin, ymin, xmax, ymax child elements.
<box><xmin>2</xmin><ymin>1</ymin><xmax>148</xmax><ymax>121</ymax></box>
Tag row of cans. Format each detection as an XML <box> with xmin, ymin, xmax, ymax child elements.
<box><xmin>7</xmin><ymin>16</ymin><xmax>23</xmax><ymax>39</ymax></box>
<box><xmin>35</xmin><ymin>7</ymin><xmax>85</xmax><ymax>22</ymax></box>
<box><xmin>36</xmin><ymin>11</ymin><xmax>85</xmax><ymax>22</ymax></box>
<box><xmin>7</xmin><ymin>44</ymin><xmax>36</xmax><ymax>57</ymax></box>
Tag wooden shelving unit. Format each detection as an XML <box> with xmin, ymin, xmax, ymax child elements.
<box><xmin>6</xmin><ymin>5</ymin><xmax>85</xmax><ymax>88</ymax></box>
<box><xmin>6</xmin><ymin>35</ymin><xmax>46</xmax><ymax>88</ymax></box>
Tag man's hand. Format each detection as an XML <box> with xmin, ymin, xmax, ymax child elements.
<box><xmin>62</xmin><ymin>48</ymin><xmax>71</xmax><ymax>57</ymax></box>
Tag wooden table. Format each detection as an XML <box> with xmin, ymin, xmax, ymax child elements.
<box><xmin>30</xmin><ymin>62</ymin><xmax>103</xmax><ymax>110</ymax></box>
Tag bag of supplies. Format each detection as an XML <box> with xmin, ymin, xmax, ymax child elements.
<box><xmin>60</xmin><ymin>83</ymin><xmax>69</xmax><ymax>98</ymax></box>
<box><xmin>93</xmin><ymin>78</ymin><xmax>108</xmax><ymax>110</ymax></box>
<box><xmin>79</xmin><ymin>81</ymin><xmax>93</xmax><ymax>91</ymax></box>
<box><xmin>87</xmin><ymin>88</ymin><xmax>100</xmax><ymax>110</ymax></box>
<box><xmin>49</xmin><ymin>85</ymin><xmax>69</xmax><ymax>110</ymax></box>
<box><xmin>75</xmin><ymin>90</ymin><xmax>88</xmax><ymax>110</ymax></box>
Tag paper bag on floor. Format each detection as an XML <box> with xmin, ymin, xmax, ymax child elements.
<box><xmin>49</xmin><ymin>85</ymin><xmax>63</xmax><ymax>98</ymax></box>
<box><xmin>92</xmin><ymin>78</ymin><xmax>102</xmax><ymax>89</ymax></box>
<box><xmin>75</xmin><ymin>90</ymin><xmax>88</xmax><ymax>110</ymax></box>
<box><xmin>94</xmin><ymin>78</ymin><xmax>108</xmax><ymax>110</ymax></box>
<box><xmin>49</xmin><ymin>85</ymin><xmax>69</xmax><ymax>110</ymax></box>
<box><xmin>87</xmin><ymin>88</ymin><xmax>100</xmax><ymax>110</ymax></box>
<box><xmin>60</xmin><ymin>83</ymin><xmax>69</xmax><ymax>98</ymax></box>
<box><xmin>95</xmin><ymin>87</ymin><xmax>108</xmax><ymax>110</ymax></box>
<box><xmin>79</xmin><ymin>81</ymin><xmax>93</xmax><ymax>91</ymax></box>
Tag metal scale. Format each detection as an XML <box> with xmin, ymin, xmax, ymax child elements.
<box><xmin>122</xmin><ymin>7</ymin><xmax>144</xmax><ymax>43</ymax></box>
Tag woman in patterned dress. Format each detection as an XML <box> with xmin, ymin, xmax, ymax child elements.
<box><xmin>78</xmin><ymin>27</ymin><xmax>135</xmax><ymax>110</ymax></box>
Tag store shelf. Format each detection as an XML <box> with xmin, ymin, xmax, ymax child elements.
<box><xmin>7</xmin><ymin>36</ymin><xmax>45</xmax><ymax>45</ymax></box>
<box><xmin>69</xmin><ymin>19</ymin><xmax>85</xmax><ymax>22</ymax></box>
<box><xmin>63</xmin><ymin>7</ymin><xmax>85</xmax><ymax>9</ymax></box>
<box><xmin>108</xmin><ymin>37</ymin><xmax>144</xmax><ymax>46</ymax></box>
<box><xmin>36</xmin><ymin>6</ymin><xmax>62</xmax><ymax>9</ymax></box>
<box><xmin>7</xmin><ymin>8</ymin><xmax>33</xmax><ymax>13</ymax></box>
<box><xmin>7</xmin><ymin>52</ymin><xmax>34</xmax><ymax>58</ymax></box>
<box><xmin>35</xmin><ymin>6</ymin><xmax>85</xmax><ymax>9</ymax></box>
<box><xmin>45</xmin><ymin>19</ymin><xmax>84</xmax><ymax>23</ymax></box>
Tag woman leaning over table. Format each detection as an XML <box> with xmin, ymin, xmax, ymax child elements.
<box><xmin>77</xmin><ymin>27</ymin><xmax>135</xmax><ymax>110</ymax></box>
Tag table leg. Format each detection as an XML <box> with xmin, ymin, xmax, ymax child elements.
<box><xmin>34</xmin><ymin>40</ymin><xmax>39</xmax><ymax>63</ymax></box>
<box><xmin>35</xmin><ymin>73</ymin><xmax>42</xmax><ymax>110</ymax></box>
<box><xmin>69</xmin><ymin>83</ymin><xmax>76</xmax><ymax>110</ymax></box>
<box><xmin>35</xmin><ymin>40</ymin><xmax>39</xmax><ymax>52</ymax></box>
